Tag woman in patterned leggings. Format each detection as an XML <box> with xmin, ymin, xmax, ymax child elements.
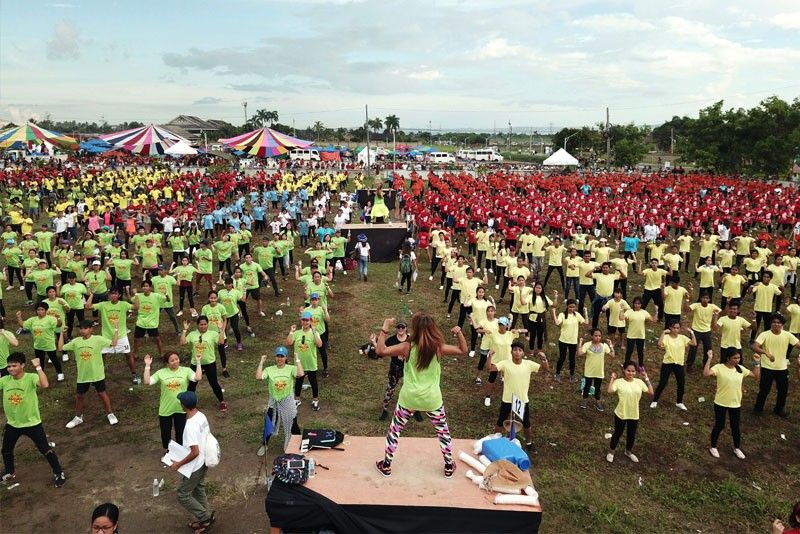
<box><xmin>374</xmin><ymin>313</ymin><xmax>468</xmax><ymax>478</ymax></box>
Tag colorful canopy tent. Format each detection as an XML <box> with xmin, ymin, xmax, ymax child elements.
<box><xmin>218</xmin><ymin>127</ymin><xmax>313</xmax><ymax>157</ymax></box>
<box><xmin>79</xmin><ymin>138</ymin><xmax>112</xmax><ymax>154</ymax></box>
<box><xmin>0</xmin><ymin>122</ymin><xmax>78</xmax><ymax>149</ymax></box>
<box><xmin>98</xmin><ymin>124</ymin><xmax>189</xmax><ymax>155</ymax></box>
<box><xmin>164</xmin><ymin>140</ymin><xmax>198</xmax><ymax>156</ymax></box>
<box><xmin>542</xmin><ymin>148</ymin><xmax>579</xmax><ymax>166</ymax></box>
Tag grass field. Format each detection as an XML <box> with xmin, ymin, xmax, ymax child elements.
<box><xmin>1</xmin><ymin>237</ymin><xmax>798</xmax><ymax>533</ymax></box>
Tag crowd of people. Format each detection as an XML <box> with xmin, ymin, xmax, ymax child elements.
<box><xmin>0</xmin><ymin>157</ymin><xmax>799</xmax><ymax>532</ymax></box>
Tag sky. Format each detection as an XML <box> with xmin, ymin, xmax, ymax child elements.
<box><xmin>1</xmin><ymin>0</ymin><xmax>800</xmax><ymax>132</ymax></box>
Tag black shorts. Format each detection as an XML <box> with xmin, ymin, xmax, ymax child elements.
<box><xmin>77</xmin><ymin>379</ymin><xmax>106</xmax><ymax>394</ymax></box>
<box><xmin>608</xmin><ymin>326</ymin><xmax>626</xmax><ymax>334</ymax></box>
<box><xmin>455</xmin><ymin>227</ymin><xmax>466</xmax><ymax>234</ymax></box>
<box><xmin>497</xmin><ymin>401</ymin><xmax>530</xmax><ymax>429</ymax></box>
<box><xmin>246</xmin><ymin>287</ymin><xmax>261</xmax><ymax>300</ymax></box>
<box><xmin>34</xmin><ymin>349</ymin><xmax>56</xmax><ymax>359</ymax></box>
<box><xmin>134</xmin><ymin>326</ymin><xmax>160</xmax><ymax>338</ymax></box>
<box><xmin>477</xmin><ymin>349</ymin><xmax>490</xmax><ymax>370</ymax></box>
<box><xmin>117</xmin><ymin>279</ymin><xmax>132</xmax><ymax>289</ymax></box>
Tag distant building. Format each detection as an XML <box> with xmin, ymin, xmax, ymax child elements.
<box><xmin>162</xmin><ymin>115</ymin><xmax>232</xmax><ymax>145</ymax></box>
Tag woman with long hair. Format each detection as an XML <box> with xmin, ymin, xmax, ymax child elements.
<box><xmin>552</xmin><ymin>299</ymin><xmax>587</xmax><ymax>381</ymax></box>
<box><xmin>528</xmin><ymin>283</ymin><xmax>554</xmax><ymax>352</ymax></box>
<box><xmin>374</xmin><ymin>313</ymin><xmax>467</xmax><ymax>478</ymax></box>
<box><xmin>703</xmin><ymin>349</ymin><xmax>760</xmax><ymax>460</ymax></box>
<box><xmin>90</xmin><ymin>502</ymin><xmax>120</xmax><ymax>534</ymax></box>
<box><xmin>606</xmin><ymin>360</ymin><xmax>653</xmax><ymax>464</ymax></box>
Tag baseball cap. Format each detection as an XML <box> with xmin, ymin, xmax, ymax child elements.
<box><xmin>497</xmin><ymin>316</ymin><xmax>510</xmax><ymax>327</ymax></box>
<box><xmin>92</xmin><ymin>260</ymin><xmax>101</xmax><ymax>266</ymax></box>
<box><xmin>310</xmin><ymin>292</ymin><xmax>320</xmax><ymax>300</ymax></box>
<box><xmin>275</xmin><ymin>346</ymin><xmax>289</xmax><ymax>357</ymax></box>
<box><xmin>176</xmin><ymin>391</ymin><xmax>197</xmax><ymax>409</ymax></box>
<box><xmin>5</xmin><ymin>239</ymin><xmax>14</xmax><ymax>244</ymax></box>
<box><xmin>300</xmin><ymin>311</ymin><xmax>313</xmax><ymax>320</ymax></box>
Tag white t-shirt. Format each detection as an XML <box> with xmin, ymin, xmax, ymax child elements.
<box><xmin>334</xmin><ymin>214</ymin><xmax>347</xmax><ymax>231</ymax></box>
<box><xmin>356</xmin><ymin>242</ymin><xmax>370</xmax><ymax>258</ymax></box>
<box><xmin>717</xmin><ymin>224</ymin><xmax>730</xmax><ymax>242</ymax></box>
<box><xmin>269</xmin><ymin>221</ymin><xmax>282</xmax><ymax>235</ymax></box>
<box><xmin>643</xmin><ymin>224</ymin><xmax>659</xmax><ymax>241</ymax></box>
<box><xmin>64</xmin><ymin>213</ymin><xmax>76</xmax><ymax>228</ymax></box>
<box><xmin>162</xmin><ymin>217</ymin><xmax>176</xmax><ymax>233</ymax></box>
<box><xmin>54</xmin><ymin>217</ymin><xmax>67</xmax><ymax>233</ymax></box>
<box><xmin>182</xmin><ymin>411</ymin><xmax>209</xmax><ymax>474</ymax></box>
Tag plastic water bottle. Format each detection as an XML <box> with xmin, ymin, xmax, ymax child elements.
<box><xmin>286</xmin><ymin>297</ymin><xmax>291</xmax><ymax>308</ymax></box>
<box><xmin>152</xmin><ymin>478</ymin><xmax>160</xmax><ymax>497</ymax></box>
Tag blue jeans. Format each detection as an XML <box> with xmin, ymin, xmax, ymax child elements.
<box><xmin>565</xmin><ymin>277</ymin><xmax>580</xmax><ymax>300</ymax></box>
<box><xmin>358</xmin><ymin>257</ymin><xmax>369</xmax><ymax>279</ymax></box>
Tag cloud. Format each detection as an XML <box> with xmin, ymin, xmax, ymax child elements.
<box><xmin>771</xmin><ymin>12</ymin><xmax>800</xmax><ymax>29</ymax></box>
<box><xmin>573</xmin><ymin>13</ymin><xmax>655</xmax><ymax>32</ymax></box>
<box><xmin>475</xmin><ymin>38</ymin><xmax>538</xmax><ymax>61</ymax></box>
<box><xmin>408</xmin><ymin>69</ymin><xmax>442</xmax><ymax>81</ymax></box>
<box><xmin>193</xmin><ymin>96</ymin><xmax>223</xmax><ymax>105</ymax></box>
<box><xmin>46</xmin><ymin>20</ymin><xmax>80</xmax><ymax>60</ymax></box>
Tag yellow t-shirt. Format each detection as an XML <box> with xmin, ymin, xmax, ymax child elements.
<box><xmin>479</xmin><ymin>318</ymin><xmax>498</xmax><ymax>351</ymax></box>
<box><xmin>716</xmin><ymin>316</ymin><xmax>751</xmax><ymax>349</ymax></box>
<box><xmin>648</xmin><ymin>243</ymin><xmax>667</xmax><ymax>263</ymax></box>
<box><xmin>623</xmin><ymin>309</ymin><xmax>651</xmax><ymax>339</ymax></box>
<box><xmin>783</xmin><ymin>255</ymin><xmax>799</xmax><ymax>272</ymax></box>
<box><xmin>786</xmin><ymin>303</ymin><xmax>800</xmax><ymax>333</ymax></box>
<box><xmin>753</xmin><ymin>283</ymin><xmax>780</xmax><ymax>313</ymax></box>
<box><xmin>697</xmin><ymin>265</ymin><xmax>719</xmax><ymax>288</ymax></box>
<box><xmin>612</xmin><ymin>378</ymin><xmax>649</xmax><ymax>420</ymax></box>
<box><xmin>699</xmin><ymin>238</ymin><xmax>717</xmax><ymax>257</ymax></box>
<box><xmin>592</xmin><ymin>272</ymin><xmax>619</xmax><ymax>297</ymax></box>
<box><xmin>565</xmin><ymin>256</ymin><xmax>581</xmax><ymax>278</ymax></box>
<box><xmin>545</xmin><ymin>245</ymin><xmax>566</xmax><ymax>267</ymax></box>
<box><xmin>449</xmin><ymin>263</ymin><xmax>467</xmax><ymax>286</ymax></box>
<box><xmin>689</xmin><ymin>302</ymin><xmax>720</xmax><ymax>332</ymax></box>
<box><xmin>754</xmin><ymin>330</ymin><xmax>798</xmax><ymax>371</ymax></box>
<box><xmin>602</xmin><ymin>298</ymin><xmax>628</xmax><ymax>328</ymax></box>
<box><xmin>594</xmin><ymin>246</ymin><xmax>614</xmax><ymax>265</ymax></box>
<box><xmin>518</xmin><ymin>234</ymin><xmax>533</xmax><ymax>254</ymax></box>
<box><xmin>662</xmin><ymin>334</ymin><xmax>691</xmax><ymax>365</ymax></box>
<box><xmin>743</xmin><ymin>257</ymin><xmax>764</xmax><ymax>274</ymax></box>
<box><xmin>470</xmin><ymin>299</ymin><xmax>490</xmax><ymax>325</ymax></box>
<box><xmin>663</xmin><ymin>285</ymin><xmax>688</xmax><ymax>315</ymax></box>
<box><xmin>476</xmin><ymin>231</ymin><xmax>490</xmax><ymax>251</ymax></box>
<box><xmin>530</xmin><ymin>236</ymin><xmax>549</xmax><ymax>257</ymax></box>
<box><xmin>557</xmin><ymin>312</ymin><xmax>584</xmax><ymax>344</ymax></box>
<box><xmin>495</xmin><ymin>359</ymin><xmax>541</xmax><ymax>403</ymax></box>
<box><xmin>609</xmin><ymin>257</ymin><xmax>629</xmax><ymax>278</ymax></box>
<box><xmin>643</xmin><ymin>268</ymin><xmax>667</xmax><ymax>290</ymax></box>
<box><xmin>663</xmin><ymin>253</ymin><xmax>682</xmax><ymax>272</ymax></box>
<box><xmin>677</xmin><ymin>235</ymin><xmax>693</xmax><ymax>253</ymax></box>
<box><xmin>755</xmin><ymin>247</ymin><xmax>772</xmax><ymax>262</ymax></box>
<box><xmin>717</xmin><ymin>249</ymin><xmax>735</xmax><ymax>269</ymax></box>
<box><xmin>578</xmin><ymin>261</ymin><xmax>598</xmax><ymax>286</ymax></box>
<box><xmin>507</xmin><ymin>265</ymin><xmax>531</xmax><ymax>282</ymax></box>
<box><xmin>734</xmin><ymin>236</ymin><xmax>754</xmax><ymax>256</ymax></box>
<box><xmin>766</xmin><ymin>264</ymin><xmax>787</xmax><ymax>286</ymax></box>
<box><xmin>489</xmin><ymin>330</ymin><xmax>518</xmax><ymax>363</ymax></box>
<box><xmin>527</xmin><ymin>295</ymin><xmax>553</xmax><ymax>322</ymax></box>
<box><xmin>510</xmin><ymin>286</ymin><xmax>532</xmax><ymax>313</ymax></box>
<box><xmin>581</xmin><ymin>342</ymin><xmax>611</xmax><ymax>378</ymax></box>
<box><xmin>721</xmin><ymin>274</ymin><xmax>746</xmax><ymax>298</ymax></box>
<box><xmin>711</xmin><ymin>363</ymin><xmax>752</xmax><ymax>408</ymax></box>
<box><xmin>459</xmin><ymin>277</ymin><xmax>482</xmax><ymax>304</ymax></box>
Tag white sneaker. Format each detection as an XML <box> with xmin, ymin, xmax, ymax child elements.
<box><xmin>259</xmin><ymin>311</ymin><xmax>266</xmax><ymax>317</ymax></box>
<box><xmin>5</xmin><ymin>286</ymin><xmax>12</xmax><ymax>291</ymax></box>
<box><xmin>484</xmin><ymin>396</ymin><xmax>491</xmax><ymax>407</ymax></box>
<box><xmin>495</xmin><ymin>284</ymin><xmax>499</xmax><ymax>290</ymax></box>
<box><xmin>19</xmin><ymin>286</ymin><xmax>24</xmax><ymax>291</ymax></box>
<box><xmin>606</xmin><ymin>453</ymin><xmax>614</xmax><ymax>463</ymax></box>
<box><xmin>709</xmin><ymin>447</ymin><xmax>720</xmax><ymax>458</ymax></box>
<box><xmin>107</xmin><ymin>413</ymin><xmax>119</xmax><ymax>425</ymax></box>
<box><xmin>476</xmin><ymin>268</ymin><xmax>481</xmax><ymax>273</ymax></box>
<box><xmin>439</xmin><ymin>285</ymin><xmax>444</xmax><ymax>290</ymax></box>
<box><xmin>428</xmin><ymin>276</ymin><xmax>433</xmax><ymax>281</ymax></box>
<box><xmin>649</xmin><ymin>401</ymin><xmax>657</xmax><ymax>409</ymax></box>
<box><xmin>176</xmin><ymin>310</ymin><xmax>183</xmax><ymax>317</ymax></box>
<box><xmin>62</xmin><ymin>353</ymin><xmax>69</xmax><ymax>362</ymax></box>
<box><xmin>66</xmin><ymin>416</ymin><xmax>83</xmax><ymax>429</ymax></box>
<box><xmin>624</xmin><ymin>451</ymin><xmax>639</xmax><ymax>463</ymax></box>
<box><xmin>469</xmin><ymin>350</ymin><xmax>475</xmax><ymax>358</ymax></box>
<box><xmin>733</xmin><ymin>448</ymin><xmax>746</xmax><ymax>460</ymax></box>
<box><xmin>57</xmin><ymin>373</ymin><xmax>65</xmax><ymax>382</ymax></box>
<box><xmin>676</xmin><ymin>403</ymin><xmax>688</xmax><ymax>411</ymax></box>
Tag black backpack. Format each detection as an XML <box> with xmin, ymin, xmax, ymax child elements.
<box><xmin>300</xmin><ymin>429</ymin><xmax>345</xmax><ymax>452</ymax></box>
<box><xmin>272</xmin><ymin>454</ymin><xmax>310</xmax><ymax>485</ymax></box>
<box><xmin>400</xmin><ymin>253</ymin><xmax>413</xmax><ymax>274</ymax></box>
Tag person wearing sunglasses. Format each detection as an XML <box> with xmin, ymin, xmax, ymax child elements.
<box><xmin>287</xmin><ymin>311</ymin><xmax>323</xmax><ymax>411</ymax></box>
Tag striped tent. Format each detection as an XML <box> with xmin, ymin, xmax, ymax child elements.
<box><xmin>0</xmin><ymin>122</ymin><xmax>77</xmax><ymax>149</ymax></box>
<box><xmin>98</xmin><ymin>124</ymin><xmax>189</xmax><ymax>155</ymax></box>
<box><xmin>218</xmin><ymin>127</ymin><xmax>312</xmax><ymax>157</ymax></box>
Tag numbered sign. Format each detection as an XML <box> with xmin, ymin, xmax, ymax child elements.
<box><xmin>511</xmin><ymin>394</ymin><xmax>524</xmax><ymax>421</ymax></box>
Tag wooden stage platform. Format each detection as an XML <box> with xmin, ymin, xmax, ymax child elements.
<box><xmin>266</xmin><ymin>435</ymin><xmax>542</xmax><ymax>533</ymax></box>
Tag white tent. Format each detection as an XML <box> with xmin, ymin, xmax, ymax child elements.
<box><xmin>357</xmin><ymin>146</ymin><xmax>388</xmax><ymax>164</ymax></box>
<box><xmin>165</xmin><ymin>140</ymin><xmax>198</xmax><ymax>156</ymax></box>
<box><xmin>543</xmin><ymin>148</ymin><xmax>579</xmax><ymax>166</ymax></box>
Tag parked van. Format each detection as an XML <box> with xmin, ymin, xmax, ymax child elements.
<box><xmin>289</xmin><ymin>148</ymin><xmax>321</xmax><ymax>161</ymax></box>
<box><xmin>428</xmin><ymin>152</ymin><xmax>456</xmax><ymax>164</ymax></box>
<box><xmin>474</xmin><ymin>149</ymin><xmax>503</xmax><ymax>162</ymax></box>
<box><xmin>457</xmin><ymin>149</ymin><xmax>477</xmax><ymax>160</ymax></box>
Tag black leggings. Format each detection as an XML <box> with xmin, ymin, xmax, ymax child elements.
<box><xmin>218</xmin><ymin>259</ymin><xmax>232</xmax><ymax>277</ymax></box>
<box><xmin>400</xmin><ymin>272</ymin><xmax>412</xmax><ymax>292</ymax></box>
<box><xmin>543</xmin><ymin>266</ymin><xmax>565</xmax><ymax>291</ymax></box>
<box><xmin>625</xmin><ymin>338</ymin><xmax>645</xmax><ymax>367</ymax></box>
<box><xmin>6</xmin><ymin>267</ymin><xmax>23</xmax><ymax>286</ymax></box>
<box><xmin>320</xmin><ymin>331</ymin><xmax>329</xmax><ymax>370</ymax></box>
<box><xmin>188</xmin><ymin>362</ymin><xmax>224</xmax><ymax>402</ymax></box>
<box><xmin>266</xmin><ymin>268</ymin><xmax>280</xmax><ymax>297</ymax></box>
<box><xmin>2</xmin><ymin>423</ymin><xmax>63</xmax><ymax>475</ymax></box>
<box><xmin>294</xmin><ymin>370</ymin><xmax>319</xmax><ymax>397</ymax></box>
<box><xmin>610</xmin><ymin>416</ymin><xmax>639</xmax><ymax>452</ymax></box>
<box><xmin>556</xmin><ymin>341</ymin><xmax>577</xmax><ymax>376</ymax></box>
<box><xmin>217</xmin><ymin>343</ymin><xmax>227</xmax><ymax>369</ymax></box>
<box><xmin>179</xmin><ymin>285</ymin><xmax>194</xmax><ymax>309</ymax></box>
<box><xmin>158</xmin><ymin>412</ymin><xmax>187</xmax><ymax>449</ymax></box>
<box><xmin>228</xmin><ymin>314</ymin><xmax>242</xmax><ymax>343</ymax></box>
<box><xmin>510</xmin><ymin>312</ymin><xmax>529</xmax><ymax>332</ymax></box>
<box><xmin>528</xmin><ymin>319</ymin><xmax>545</xmax><ymax>350</ymax></box>
<box><xmin>34</xmin><ymin>349</ymin><xmax>62</xmax><ymax>374</ymax></box>
<box><xmin>653</xmin><ymin>363</ymin><xmax>685</xmax><ymax>404</ymax></box>
<box><xmin>582</xmin><ymin>377</ymin><xmax>602</xmax><ymax>399</ymax></box>
<box><xmin>447</xmin><ymin>288</ymin><xmax>460</xmax><ymax>314</ymax></box>
<box><xmin>431</xmin><ymin>255</ymin><xmax>442</xmax><ymax>276</ymax></box>
<box><xmin>66</xmin><ymin>308</ymin><xmax>85</xmax><ymax>338</ymax></box>
<box><xmin>710</xmin><ymin>404</ymin><xmax>741</xmax><ymax>449</ymax></box>
<box><xmin>238</xmin><ymin>300</ymin><xmax>251</xmax><ymax>326</ymax></box>
<box><xmin>686</xmin><ymin>330</ymin><xmax>712</xmax><ymax>368</ymax></box>
<box><xmin>457</xmin><ymin>304</ymin><xmax>471</xmax><ymax>329</ymax></box>
<box><xmin>750</xmin><ymin>311</ymin><xmax>772</xmax><ymax>342</ymax></box>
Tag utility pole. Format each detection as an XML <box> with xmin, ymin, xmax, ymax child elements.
<box><xmin>365</xmin><ymin>104</ymin><xmax>371</xmax><ymax>177</ymax></box>
<box><xmin>242</xmin><ymin>101</ymin><xmax>248</xmax><ymax>125</ymax></box>
<box><xmin>428</xmin><ymin>120</ymin><xmax>432</xmax><ymax>143</ymax></box>
<box><xmin>529</xmin><ymin>128</ymin><xmax>533</xmax><ymax>155</ymax></box>
<box><xmin>507</xmin><ymin>120</ymin><xmax>512</xmax><ymax>152</ymax></box>
<box><xmin>292</xmin><ymin>119</ymin><xmax>295</xmax><ymax>137</ymax></box>
<box><xmin>605</xmin><ymin>107</ymin><xmax>611</xmax><ymax>169</ymax></box>
<box><xmin>670</xmin><ymin>127</ymin><xmax>675</xmax><ymax>155</ymax></box>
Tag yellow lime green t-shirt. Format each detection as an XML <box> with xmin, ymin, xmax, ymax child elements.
<box><xmin>711</xmin><ymin>363</ymin><xmax>751</xmax><ymax>408</ymax></box>
<box><xmin>689</xmin><ymin>303</ymin><xmax>721</xmax><ymax>333</ymax></box>
<box><xmin>662</xmin><ymin>334</ymin><xmax>691</xmax><ymax>365</ymax></box>
<box><xmin>612</xmin><ymin>378</ymin><xmax>649</xmax><ymax>420</ymax></box>
<box><xmin>581</xmin><ymin>342</ymin><xmax>611</xmax><ymax>378</ymax></box>
<box><xmin>495</xmin><ymin>359</ymin><xmax>540</xmax><ymax>403</ymax></box>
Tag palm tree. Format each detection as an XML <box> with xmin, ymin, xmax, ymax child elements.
<box><xmin>368</xmin><ymin>118</ymin><xmax>383</xmax><ymax>133</ymax></box>
<box><xmin>384</xmin><ymin>115</ymin><xmax>400</xmax><ymax>135</ymax></box>
<box><xmin>313</xmin><ymin>121</ymin><xmax>324</xmax><ymax>142</ymax></box>
<box><xmin>251</xmin><ymin>109</ymin><xmax>279</xmax><ymax>128</ymax></box>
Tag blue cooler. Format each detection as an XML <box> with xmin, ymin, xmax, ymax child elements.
<box><xmin>481</xmin><ymin>437</ymin><xmax>530</xmax><ymax>470</ymax></box>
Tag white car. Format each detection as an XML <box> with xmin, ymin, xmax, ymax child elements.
<box><xmin>428</xmin><ymin>152</ymin><xmax>456</xmax><ymax>164</ymax></box>
<box><xmin>289</xmin><ymin>149</ymin><xmax>321</xmax><ymax>161</ymax></box>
